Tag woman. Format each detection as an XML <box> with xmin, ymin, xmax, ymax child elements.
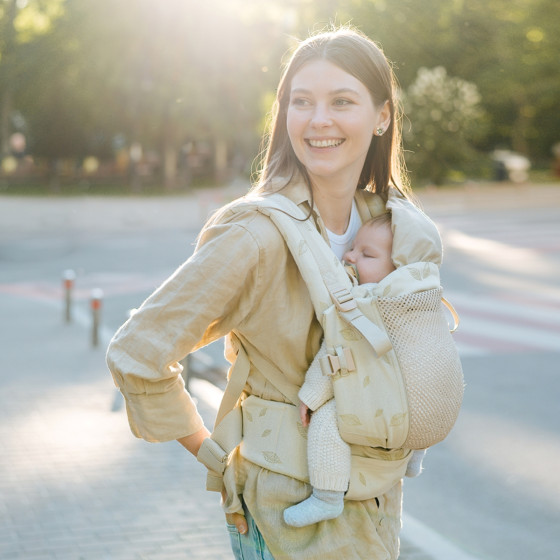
<box><xmin>107</xmin><ymin>26</ymin><xmax>412</xmax><ymax>559</ymax></box>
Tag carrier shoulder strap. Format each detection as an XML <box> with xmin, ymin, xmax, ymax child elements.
<box><xmin>252</xmin><ymin>193</ymin><xmax>393</xmax><ymax>357</ymax></box>
<box><xmin>197</xmin><ymin>193</ymin><xmax>392</xmax><ymax>491</ymax></box>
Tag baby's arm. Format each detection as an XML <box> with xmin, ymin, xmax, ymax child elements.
<box><xmin>298</xmin><ymin>340</ymin><xmax>334</xmax><ymax>415</ymax></box>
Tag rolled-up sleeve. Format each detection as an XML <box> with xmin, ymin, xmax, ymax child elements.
<box><xmin>106</xmin><ymin>214</ymin><xmax>263</xmax><ymax>442</ymax></box>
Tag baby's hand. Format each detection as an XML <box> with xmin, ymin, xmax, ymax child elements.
<box><xmin>299</xmin><ymin>402</ymin><xmax>311</xmax><ymax>427</ymax></box>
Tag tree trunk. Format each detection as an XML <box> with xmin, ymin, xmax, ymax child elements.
<box><xmin>214</xmin><ymin>138</ymin><xmax>228</xmax><ymax>184</ymax></box>
<box><xmin>0</xmin><ymin>88</ymin><xmax>13</xmax><ymax>158</ymax></box>
<box><xmin>0</xmin><ymin>0</ymin><xmax>17</xmax><ymax>159</ymax></box>
<box><xmin>48</xmin><ymin>158</ymin><xmax>61</xmax><ymax>193</ymax></box>
<box><xmin>163</xmin><ymin>141</ymin><xmax>177</xmax><ymax>191</ymax></box>
<box><xmin>162</xmin><ymin>103</ymin><xmax>178</xmax><ymax>192</ymax></box>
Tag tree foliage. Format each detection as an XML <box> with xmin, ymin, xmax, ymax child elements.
<box><xmin>403</xmin><ymin>67</ymin><xmax>485</xmax><ymax>184</ymax></box>
<box><xmin>1</xmin><ymin>0</ymin><xmax>559</xmax><ymax>188</ymax></box>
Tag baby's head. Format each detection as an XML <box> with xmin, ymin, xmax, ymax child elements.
<box><xmin>343</xmin><ymin>213</ymin><xmax>395</xmax><ymax>284</ymax></box>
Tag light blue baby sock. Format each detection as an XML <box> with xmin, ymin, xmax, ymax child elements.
<box><xmin>405</xmin><ymin>449</ymin><xmax>427</xmax><ymax>478</ymax></box>
<box><xmin>283</xmin><ymin>489</ymin><xmax>344</xmax><ymax>527</ymax></box>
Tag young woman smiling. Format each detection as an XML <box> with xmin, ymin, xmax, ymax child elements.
<box><xmin>107</xmin><ymin>26</ymin><xmax>414</xmax><ymax>559</ymax></box>
<box><xmin>287</xmin><ymin>58</ymin><xmax>391</xmax><ymax>234</ymax></box>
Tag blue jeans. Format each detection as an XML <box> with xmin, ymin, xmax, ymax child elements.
<box><xmin>227</xmin><ymin>503</ymin><xmax>275</xmax><ymax>560</ymax></box>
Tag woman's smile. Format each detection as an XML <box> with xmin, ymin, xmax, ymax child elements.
<box><xmin>306</xmin><ymin>138</ymin><xmax>346</xmax><ymax>149</ymax></box>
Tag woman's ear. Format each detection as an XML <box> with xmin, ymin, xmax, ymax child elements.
<box><xmin>375</xmin><ymin>100</ymin><xmax>391</xmax><ymax>135</ymax></box>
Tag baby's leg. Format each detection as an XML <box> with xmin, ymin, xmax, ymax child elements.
<box><xmin>284</xmin><ymin>400</ymin><xmax>351</xmax><ymax>527</ymax></box>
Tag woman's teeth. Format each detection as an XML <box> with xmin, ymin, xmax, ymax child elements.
<box><xmin>307</xmin><ymin>139</ymin><xmax>344</xmax><ymax>148</ymax></box>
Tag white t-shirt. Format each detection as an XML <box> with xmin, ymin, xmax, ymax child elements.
<box><xmin>326</xmin><ymin>199</ymin><xmax>362</xmax><ymax>260</ymax></box>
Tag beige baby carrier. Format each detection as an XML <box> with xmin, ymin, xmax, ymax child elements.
<box><xmin>197</xmin><ymin>189</ymin><xmax>464</xmax><ymax>500</ymax></box>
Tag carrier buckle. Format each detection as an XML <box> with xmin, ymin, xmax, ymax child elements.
<box><xmin>321</xmin><ymin>346</ymin><xmax>356</xmax><ymax>377</ymax></box>
<box><xmin>331</xmin><ymin>287</ymin><xmax>357</xmax><ymax>313</ymax></box>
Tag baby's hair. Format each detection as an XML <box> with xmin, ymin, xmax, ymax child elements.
<box><xmin>363</xmin><ymin>212</ymin><xmax>392</xmax><ymax>229</ymax></box>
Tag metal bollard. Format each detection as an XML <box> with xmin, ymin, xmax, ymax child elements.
<box><xmin>90</xmin><ymin>288</ymin><xmax>103</xmax><ymax>347</ymax></box>
<box><xmin>62</xmin><ymin>269</ymin><xmax>76</xmax><ymax>322</ymax></box>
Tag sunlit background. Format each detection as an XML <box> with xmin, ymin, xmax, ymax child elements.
<box><xmin>1</xmin><ymin>3</ymin><xmax>560</xmax><ymax>559</ymax></box>
<box><xmin>1</xmin><ymin>0</ymin><xmax>559</xmax><ymax>193</ymax></box>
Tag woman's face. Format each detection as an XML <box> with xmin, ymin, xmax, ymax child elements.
<box><xmin>286</xmin><ymin>59</ymin><xmax>389</xmax><ymax>189</ymax></box>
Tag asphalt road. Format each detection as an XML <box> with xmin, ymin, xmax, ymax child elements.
<box><xmin>1</xmin><ymin>181</ymin><xmax>559</xmax><ymax>559</ymax></box>
<box><xmin>406</xmin><ymin>184</ymin><xmax>560</xmax><ymax>560</ymax></box>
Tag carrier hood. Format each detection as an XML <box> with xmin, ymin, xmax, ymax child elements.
<box><xmin>386</xmin><ymin>190</ymin><xmax>443</xmax><ymax>268</ymax></box>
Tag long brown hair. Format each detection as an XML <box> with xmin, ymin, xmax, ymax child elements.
<box><xmin>252</xmin><ymin>26</ymin><xmax>410</xmax><ymax>201</ymax></box>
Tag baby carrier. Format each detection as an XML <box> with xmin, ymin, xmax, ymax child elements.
<box><xmin>254</xmin><ymin>190</ymin><xmax>463</xmax><ymax>450</ymax></box>
<box><xmin>197</xmin><ymin>188</ymin><xmax>464</xmax><ymax>499</ymax></box>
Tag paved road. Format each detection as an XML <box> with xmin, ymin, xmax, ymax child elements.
<box><xmin>408</xmin><ymin>183</ymin><xmax>560</xmax><ymax>560</ymax></box>
<box><xmin>1</xmin><ymin>181</ymin><xmax>558</xmax><ymax>559</ymax></box>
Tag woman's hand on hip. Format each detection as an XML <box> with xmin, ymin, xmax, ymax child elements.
<box><xmin>222</xmin><ymin>489</ymin><xmax>248</xmax><ymax>534</ymax></box>
<box><xmin>225</xmin><ymin>511</ymin><xmax>248</xmax><ymax>535</ymax></box>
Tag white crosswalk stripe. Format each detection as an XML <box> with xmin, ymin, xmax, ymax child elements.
<box><xmin>434</xmin><ymin>214</ymin><xmax>560</xmax><ymax>253</ymax></box>
<box><xmin>447</xmin><ymin>291</ymin><xmax>560</xmax><ymax>356</ymax></box>
<box><xmin>429</xmin><ymin>208</ymin><xmax>560</xmax><ymax>356</ymax></box>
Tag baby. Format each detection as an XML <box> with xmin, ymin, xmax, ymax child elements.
<box><xmin>284</xmin><ymin>213</ymin><xmax>427</xmax><ymax>528</ymax></box>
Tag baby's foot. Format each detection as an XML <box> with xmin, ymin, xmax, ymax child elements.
<box><xmin>405</xmin><ymin>449</ymin><xmax>427</xmax><ymax>478</ymax></box>
<box><xmin>283</xmin><ymin>490</ymin><xmax>344</xmax><ymax>527</ymax></box>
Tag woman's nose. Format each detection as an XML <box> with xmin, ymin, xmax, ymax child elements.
<box><xmin>310</xmin><ymin>104</ymin><xmax>332</xmax><ymax>128</ymax></box>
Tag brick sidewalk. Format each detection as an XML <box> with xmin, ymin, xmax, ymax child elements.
<box><xmin>0</xmin><ymin>293</ymin><xmax>231</xmax><ymax>559</ymax></box>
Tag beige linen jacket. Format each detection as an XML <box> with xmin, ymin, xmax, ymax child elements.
<box><xmin>106</xmin><ymin>178</ymin><xmax>403</xmax><ymax>560</ymax></box>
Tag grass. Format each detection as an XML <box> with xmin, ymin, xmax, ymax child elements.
<box><xmin>0</xmin><ymin>176</ymin><xmax>228</xmax><ymax>197</ymax></box>
<box><xmin>0</xmin><ymin>169</ymin><xmax>557</xmax><ymax>197</ymax></box>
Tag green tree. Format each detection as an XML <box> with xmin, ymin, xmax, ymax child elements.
<box><xmin>294</xmin><ymin>0</ymin><xmax>560</xmax><ymax>166</ymax></box>
<box><xmin>46</xmin><ymin>0</ymin><xmax>293</xmax><ymax>190</ymax></box>
<box><xmin>0</xmin><ymin>0</ymin><xmax>64</xmax><ymax>158</ymax></box>
<box><xmin>7</xmin><ymin>0</ymin><xmax>559</xmax><ymax>189</ymax></box>
<box><xmin>403</xmin><ymin>66</ymin><xmax>484</xmax><ymax>184</ymax></box>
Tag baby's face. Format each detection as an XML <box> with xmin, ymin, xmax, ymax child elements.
<box><xmin>343</xmin><ymin>221</ymin><xmax>395</xmax><ymax>284</ymax></box>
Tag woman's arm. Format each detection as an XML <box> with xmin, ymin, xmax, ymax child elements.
<box><xmin>176</xmin><ymin>426</ymin><xmax>212</xmax><ymax>456</ymax></box>
<box><xmin>179</xmin><ymin>427</ymin><xmax>248</xmax><ymax>534</ymax></box>
<box><xmin>106</xmin><ymin>216</ymin><xmax>262</xmax><ymax>443</ymax></box>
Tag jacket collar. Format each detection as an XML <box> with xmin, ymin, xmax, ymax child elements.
<box><xmin>276</xmin><ymin>175</ymin><xmax>327</xmax><ymax>238</ymax></box>
<box><xmin>278</xmin><ymin>174</ymin><xmax>387</xmax><ymax>232</ymax></box>
<box><xmin>273</xmin><ymin>174</ymin><xmax>313</xmax><ymax>209</ymax></box>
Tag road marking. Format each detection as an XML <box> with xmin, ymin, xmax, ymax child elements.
<box><xmin>5</xmin><ymin>278</ymin><xmax>560</xmax><ymax>358</ymax></box>
<box><xmin>401</xmin><ymin>513</ymin><xmax>482</xmax><ymax>560</ymax></box>
<box><xmin>448</xmin><ymin>291</ymin><xmax>560</xmax><ymax>356</ymax></box>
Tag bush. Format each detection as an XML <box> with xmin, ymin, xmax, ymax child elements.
<box><xmin>403</xmin><ymin>66</ymin><xmax>485</xmax><ymax>185</ymax></box>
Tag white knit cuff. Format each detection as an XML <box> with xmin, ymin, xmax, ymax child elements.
<box><xmin>298</xmin><ymin>341</ymin><xmax>332</xmax><ymax>411</ymax></box>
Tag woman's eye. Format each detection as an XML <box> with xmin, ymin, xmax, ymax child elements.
<box><xmin>334</xmin><ymin>98</ymin><xmax>352</xmax><ymax>106</ymax></box>
<box><xmin>291</xmin><ymin>97</ymin><xmax>310</xmax><ymax>107</ymax></box>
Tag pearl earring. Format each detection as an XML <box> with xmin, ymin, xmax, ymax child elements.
<box><xmin>376</xmin><ymin>127</ymin><xmax>385</xmax><ymax>136</ymax></box>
